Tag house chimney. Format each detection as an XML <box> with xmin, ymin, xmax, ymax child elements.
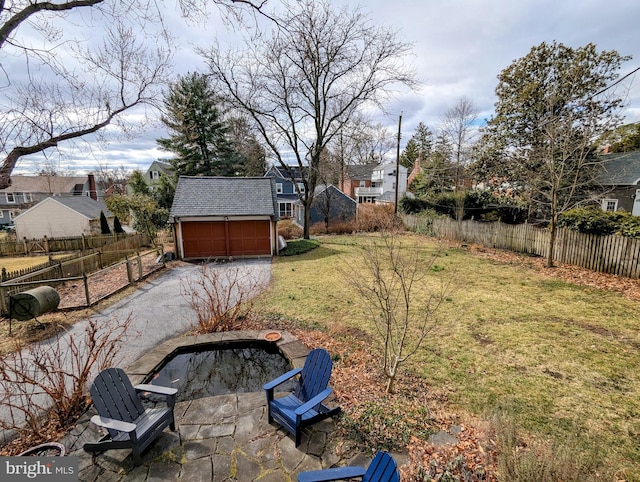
<box><xmin>88</xmin><ymin>173</ymin><xmax>97</xmax><ymax>200</ymax></box>
<box><xmin>407</xmin><ymin>158</ymin><xmax>422</xmax><ymax>186</ymax></box>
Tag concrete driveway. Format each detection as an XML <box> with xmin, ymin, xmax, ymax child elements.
<box><xmin>0</xmin><ymin>258</ymin><xmax>273</xmax><ymax>445</ymax></box>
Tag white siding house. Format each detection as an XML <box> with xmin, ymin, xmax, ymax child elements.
<box><xmin>14</xmin><ymin>197</ymin><xmax>113</xmax><ymax>239</ymax></box>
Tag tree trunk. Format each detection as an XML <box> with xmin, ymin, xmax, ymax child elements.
<box><xmin>303</xmin><ymin>198</ymin><xmax>311</xmax><ymax>239</ymax></box>
<box><xmin>547</xmin><ymin>216</ymin><xmax>556</xmax><ymax>268</ymax></box>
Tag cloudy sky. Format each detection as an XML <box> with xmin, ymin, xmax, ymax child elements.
<box><xmin>14</xmin><ymin>0</ymin><xmax>640</xmax><ymax>175</ymax></box>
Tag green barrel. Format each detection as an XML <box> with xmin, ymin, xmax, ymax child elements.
<box><xmin>10</xmin><ymin>286</ymin><xmax>60</xmax><ymax>321</ymax></box>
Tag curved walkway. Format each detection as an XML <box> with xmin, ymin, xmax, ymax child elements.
<box><xmin>60</xmin><ymin>331</ymin><xmax>364</xmax><ymax>481</ymax></box>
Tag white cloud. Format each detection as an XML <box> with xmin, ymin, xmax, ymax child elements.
<box><xmin>13</xmin><ymin>0</ymin><xmax>640</xmax><ymax>172</ymax></box>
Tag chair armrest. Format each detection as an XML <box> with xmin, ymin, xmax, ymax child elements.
<box><xmin>90</xmin><ymin>415</ymin><xmax>136</xmax><ymax>434</ymax></box>
<box><xmin>135</xmin><ymin>384</ymin><xmax>178</xmax><ymax>396</ymax></box>
<box><xmin>298</xmin><ymin>465</ymin><xmax>365</xmax><ymax>482</ymax></box>
<box><xmin>263</xmin><ymin>367</ymin><xmax>302</xmax><ymax>391</ymax></box>
<box><xmin>295</xmin><ymin>387</ymin><xmax>333</xmax><ymax>416</ymax></box>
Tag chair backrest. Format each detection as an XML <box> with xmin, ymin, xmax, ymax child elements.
<box><xmin>363</xmin><ymin>452</ymin><xmax>399</xmax><ymax>482</ymax></box>
<box><xmin>90</xmin><ymin>368</ymin><xmax>146</xmax><ymax>437</ymax></box>
<box><xmin>293</xmin><ymin>348</ymin><xmax>333</xmax><ymax>404</ymax></box>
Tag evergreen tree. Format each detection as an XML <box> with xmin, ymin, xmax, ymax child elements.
<box><xmin>410</xmin><ymin>133</ymin><xmax>454</xmax><ymax>197</ymax></box>
<box><xmin>153</xmin><ymin>173</ymin><xmax>176</xmax><ymax>211</ymax></box>
<box><xmin>99</xmin><ymin>211</ymin><xmax>111</xmax><ymax>235</ymax></box>
<box><xmin>128</xmin><ymin>170</ymin><xmax>150</xmax><ymax>195</ymax></box>
<box><xmin>599</xmin><ymin>122</ymin><xmax>640</xmax><ymax>153</ymax></box>
<box><xmin>113</xmin><ymin>216</ymin><xmax>125</xmax><ymax>234</ymax></box>
<box><xmin>227</xmin><ymin>116</ymin><xmax>267</xmax><ymax>176</ymax></box>
<box><xmin>400</xmin><ymin>122</ymin><xmax>433</xmax><ymax>170</ymax></box>
<box><xmin>157</xmin><ymin>72</ymin><xmax>235</xmax><ymax>177</ymax></box>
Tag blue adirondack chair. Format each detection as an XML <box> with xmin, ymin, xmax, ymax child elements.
<box><xmin>297</xmin><ymin>451</ymin><xmax>400</xmax><ymax>482</ymax></box>
<box><xmin>83</xmin><ymin>368</ymin><xmax>178</xmax><ymax>465</ymax></box>
<box><xmin>263</xmin><ymin>347</ymin><xmax>341</xmax><ymax>447</ymax></box>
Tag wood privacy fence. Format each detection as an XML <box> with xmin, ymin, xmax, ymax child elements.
<box><xmin>402</xmin><ymin>215</ymin><xmax>640</xmax><ymax>279</ymax></box>
<box><xmin>0</xmin><ymin>232</ymin><xmax>145</xmax><ymax>256</ymax></box>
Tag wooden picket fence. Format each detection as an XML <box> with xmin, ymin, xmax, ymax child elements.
<box><xmin>402</xmin><ymin>215</ymin><xmax>640</xmax><ymax>279</ymax></box>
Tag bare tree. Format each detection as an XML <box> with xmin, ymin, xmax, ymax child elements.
<box><xmin>0</xmin><ymin>0</ymin><xmax>276</xmax><ymax>189</ymax></box>
<box><xmin>439</xmin><ymin>97</ymin><xmax>478</xmax><ymax>220</ymax></box>
<box><xmin>203</xmin><ymin>0</ymin><xmax>415</xmax><ymax>238</ymax></box>
<box><xmin>440</xmin><ymin>97</ymin><xmax>478</xmax><ymax>190</ymax></box>
<box><xmin>94</xmin><ymin>162</ymin><xmax>130</xmax><ymax>196</ymax></box>
<box><xmin>343</xmin><ymin>232</ymin><xmax>452</xmax><ymax>393</ymax></box>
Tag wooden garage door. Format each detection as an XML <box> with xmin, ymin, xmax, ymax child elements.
<box><xmin>181</xmin><ymin>220</ymin><xmax>271</xmax><ymax>258</ymax></box>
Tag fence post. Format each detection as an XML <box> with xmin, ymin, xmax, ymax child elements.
<box><xmin>137</xmin><ymin>251</ymin><xmax>142</xmax><ymax>280</ymax></box>
<box><xmin>98</xmin><ymin>251</ymin><xmax>103</xmax><ymax>270</ymax></box>
<box><xmin>22</xmin><ymin>237</ymin><xmax>28</xmax><ymax>255</ymax></box>
<box><xmin>1</xmin><ymin>267</ymin><xmax>6</xmax><ymax>282</ymax></box>
<box><xmin>126</xmin><ymin>256</ymin><xmax>134</xmax><ymax>285</ymax></box>
<box><xmin>0</xmin><ymin>285</ymin><xmax>5</xmax><ymax>315</ymax></box>
<box><xmin>83</xmin><ymin>273</ymin><xmax>90</xmax><ymax>306</ymax></box>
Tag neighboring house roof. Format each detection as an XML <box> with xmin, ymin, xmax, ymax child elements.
<box><xmin>14</xmin><ymin>196</ymin><xmax>112</xmax><ymax>221</ymax></box>
<box><xmin>313</xmin><ymin>183</ymin><xmax>358</xmax><ymax>201</ymax></box>
<box><xmin>3</xmin><ymin>175</ymin><xmax>89</xmax><ymax>194</ymax></box>
<box><xmin>377</xmin><ymin>190</ymin><xmax>398</xmax><ymax>203</ymax></box>
<box><xmin>266</xmin><ymin>165</ymin><xmax>308</xmax><ymax>181</ymax></box>
<box><xmin>345</xmin><ymin>163</ymin><xmax>377</xmax><ymax>180</ymax></box>
<box><xmin>599</xmin><ymin>151</ymin><xmax>640</xmax><ymax>185</ymax></box>
<box><xmin>169</xmin><ymin>176</ymin><xmax>278</xmax><ymax>221</ymax></box>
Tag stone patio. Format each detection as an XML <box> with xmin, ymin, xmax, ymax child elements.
<box><xmin>58</xmin><ymin>330</ymin><xmax>370</xmax><ymax>481</ymax></box>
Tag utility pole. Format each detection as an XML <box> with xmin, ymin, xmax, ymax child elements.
<box><xmin>394</xmin><ymin>112</ymin><xmax>402</xmax><ymax>214</ymax></box>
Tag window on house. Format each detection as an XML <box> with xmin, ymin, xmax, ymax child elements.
<box><xmin>601</xmin><ymin>199</ymin><xmax>618</xmax><ymax>212</ymax></box>
<box><xmin>359</xmin><ymin>180</ymin><xmax>366</xmax><ymax>187</ymax></box>
<box><xmin>297</xmin><ymin>183</ymin><xmax>306</xmax><ymax>194</ymax></box>
<box><xmin>150</xmin><ymin>170</ymin><xmax>160</xmax><ymax>180</ymax></box>
<box><xmin>23</xmin><ymin>192</ymin><xmax>32</xmax><ymax>202</ymax></box>
<box><xmin>279</xmin><ymin>202</ymin><xmax>294</xmax><ymax>217</ymax></box>
<box><xmin>276</xmin><ymin>183</ymin><xmax>283</xmax><ymax>194</ymax></box>
<box><xmin>0</xmin><ymin>211</ymin><xmax>4</xmax><ymax>219</ymax></box>
<box><xmin>6</xmin><ymin>193</ymin><xmax>14</xmax><ymax>203</ymax></box>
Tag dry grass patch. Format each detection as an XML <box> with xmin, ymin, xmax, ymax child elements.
<box><xmin>0</xmin><ymin>254</ymin><xmax>64</xmax><ymax>273</ymax></box>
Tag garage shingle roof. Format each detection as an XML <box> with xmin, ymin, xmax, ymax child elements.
<box><xmin>169</xmin><ymin>176</ymin><xmax>278</xmax><ymax>220</ymax></box>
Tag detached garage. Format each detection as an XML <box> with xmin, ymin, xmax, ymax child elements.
<box><xmin>169</xmin><ymin>176</ymin><xmax>279</xmax><ymax>259</ymax></box>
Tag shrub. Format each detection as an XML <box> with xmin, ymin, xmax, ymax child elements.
<box><xmin>400</xmin><ymin>196</ymin><xmax>430</xmax><ymax>214</ymax></box>
<box><xmin>279</xmin><ymin>239</ymin><xmax>320</xmax><ymax>256</ymax></box>
<box><xmin>277</xmin><ymin>219</ymin><xmax>303</xmax><ymax>240</ymax></box>
<box><xmin>0</xmin><ymin>315</ymin><xmax>133</xmax><ymax>454</ymax></box>
<box><xmin>557</xmin><ymin>206</ymin><xmax>621</xmax><ymax>235</ymax></box>
<box><xmin>356</xmin><ymin>204</ymin><xmax>403</xmax><ymax>232</ymax></box>
<box><xmin>557</xmin><ymin>206</ymin><xmax>640</xmax><ymax>239</ymax></box>
<box><xmin>181</xmin><ymin>262</ymin><xmax>268</xmax><ymax>333</ymax></box>
<box><xmin>309</xmin><ymin>221</ymin><xmax>356</xmax><ymax>235</ymax></box>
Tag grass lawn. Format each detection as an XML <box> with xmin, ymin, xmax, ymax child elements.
<box><xmin>253</xmin><ymin>233</ymin><xmax>640</xmax><ymax>480</ymax></box>
<box><xmin>0</xmin><ymin>255</ymin><xmax>59</xmax><ymax>273</ymax></box>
